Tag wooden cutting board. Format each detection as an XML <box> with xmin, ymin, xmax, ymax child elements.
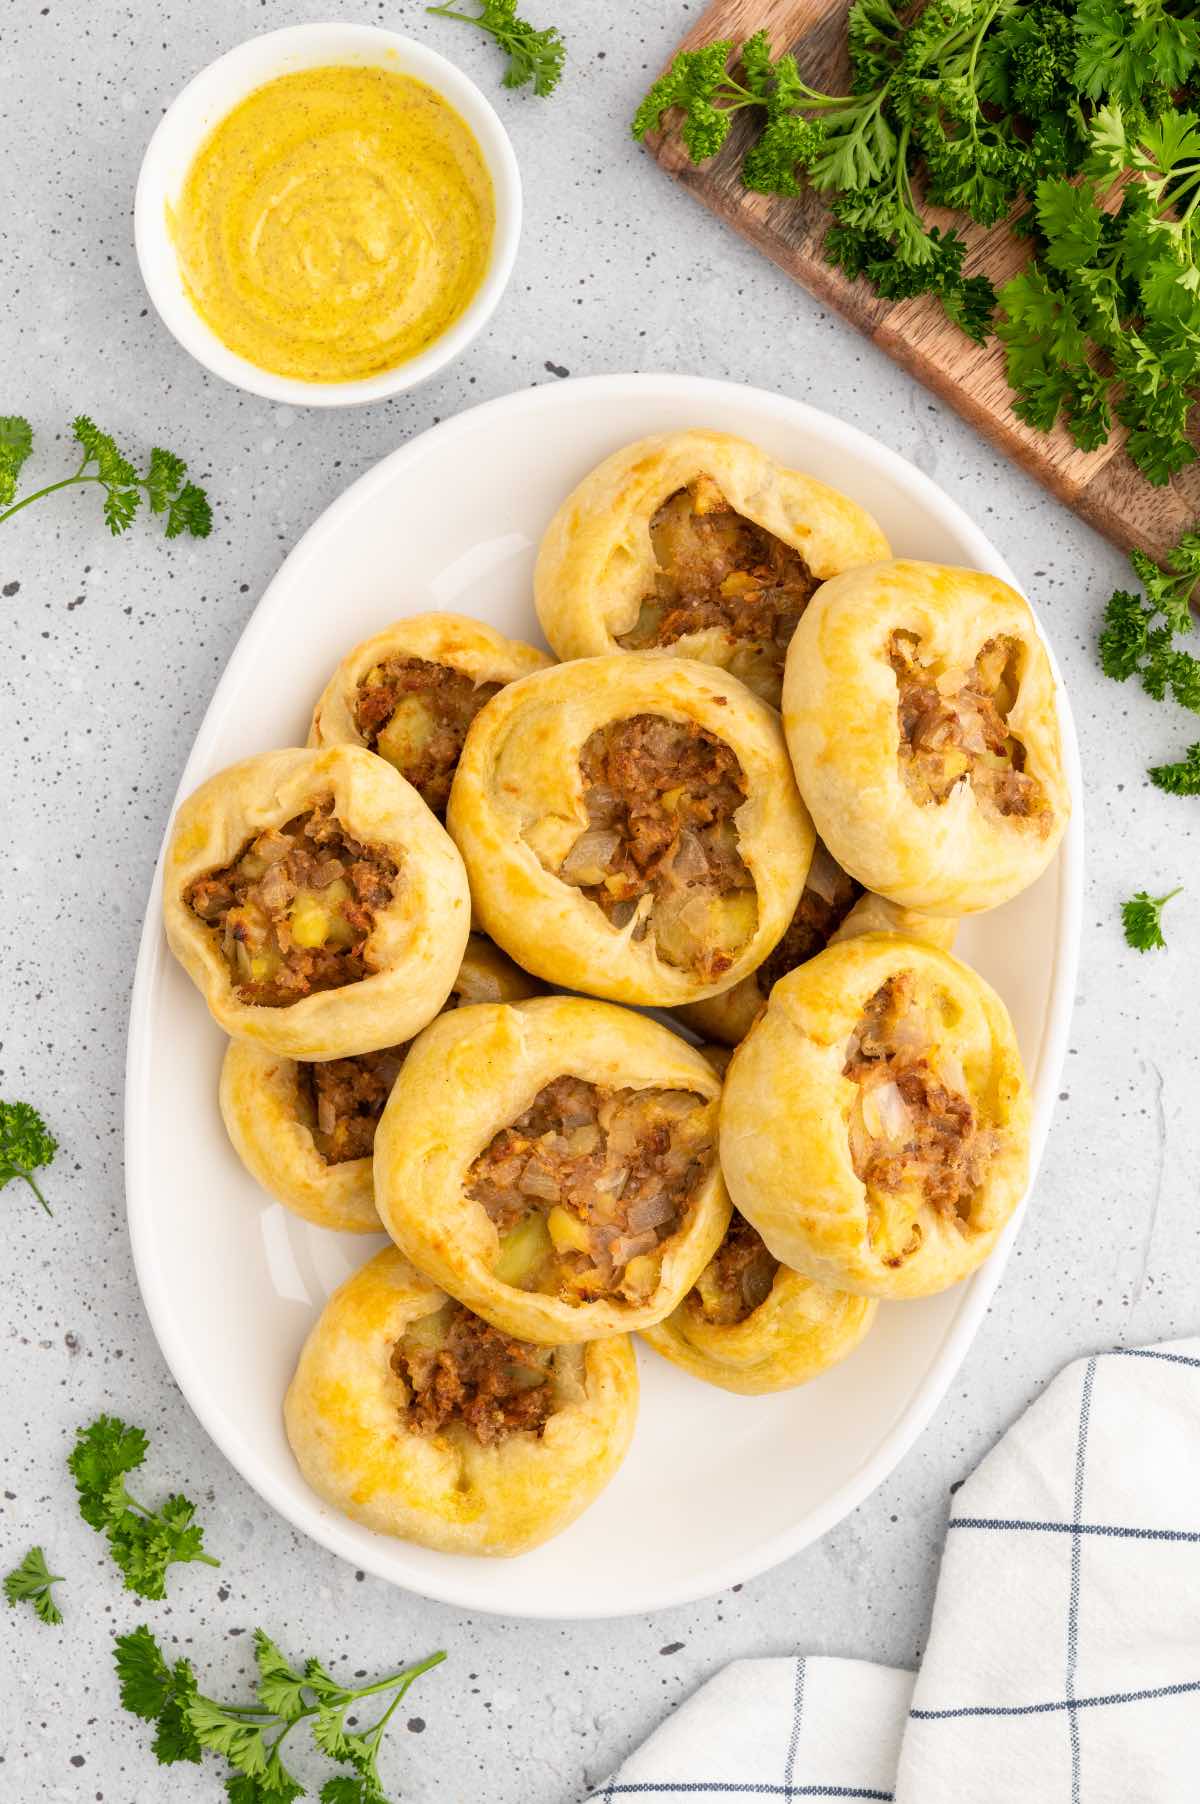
<box><xmin>644</xmin><ymin>0</ymin><xmax>1200</xmax><ymax>564</ymax></box>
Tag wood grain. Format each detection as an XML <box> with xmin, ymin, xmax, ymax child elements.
<box><xmin>645</xmin><ymin>0</ymin><xmax>1200</xmax><ymax>563</ymax></box>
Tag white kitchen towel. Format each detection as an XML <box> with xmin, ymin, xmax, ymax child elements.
<box><xmin>590</xmin><ymin>1338</ymin><xmax>1200</xmax><ymax>1803</ymax></box>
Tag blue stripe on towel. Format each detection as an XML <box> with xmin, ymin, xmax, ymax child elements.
<box><xmin>1067</xmin><ymin>1357</ymin><xmax>1096</xmax><ymax>1803</ymax></box>
<box><xmin>910</xmin><ymin>1678</ymin><xmax>1200</xmax><ymax>1721</ymax></box>
<box><xmin>599</xmin><ymin>1786</ymin><xmax>893</xmax><ymax>1799</ymax></box>
<box><xmin>948</xmin><ymin>1518</ymin><xmax>1200</xmax><ymax>1543</ymax></box>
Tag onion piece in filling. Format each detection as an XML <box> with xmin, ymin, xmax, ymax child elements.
<box><xmin>889</xmin><ymin>630</ymin><xmax>1049</xmax><ymax>828</ymax></box>
<box><xmin>843</xmin><ymin>970</ymin><xmax>995</xmax><ymax>1267</ymax></box>
<box><xmin>617</xmin><ymin>473</ymin><xmax>818</xmax><ymax>694</ymax></box>
<box><xmin>466</xmin><ymin>1074</ymin><xmax>714</xmax><ymax>1306</ymax></box>
<box><xmin>392</xmin><ymin>1301</ymin><xmax>579</xmax><ymax>1447</ymax></box>
<box><xmin>185</xmin><ymin>798</ymin><xmax>398</xmax><ymax>1008</ymax></box>
<box><xmin>354</xmin><ymin>655</ymin><xmax>502</xmax><ymax>816</ymax></box>
<box><xmin>687</xmin><ymin>1210</ymin><xmax>781</xmax><ymax>1326</ymax></box>
<box><xmin>556</xmin><ymin>713</ymin><xmax>759</xmax><ymax>982</ymax></box>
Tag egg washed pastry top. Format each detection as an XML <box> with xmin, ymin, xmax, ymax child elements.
<box><xmin>284</xmin><ymin>1247</ymin><xmax>638</xmax><ymax>1556</ymax></box>
<box><xmin>782</xmin><ymin>560</ymin><xmax>1070</xmax><ymax>915</ymax></box>
<box><xmin>163</xmin><ymin>745</ymin><xmax>470</xmax><ymax>1058</ymax></box>
<box><xmin>675</xmin><ymin>838</ymin><xmax>957</xmax><ymax>1046</ymax></box>
<box><xmin>446</xmin><ymin>652</ymin><xmax>814</xmax><ymax>1007</ymax></box>
<box><xmin>719</xmin><ymin>934</ymin><xmax>1031</xmax><ymax>1300</ymax></box>
<box><xmin>308</xmin><ymin>612</ymin><xmax>551</xmax><ymax>818</ymax></box>
<box><xmin>534</xmin><ymin>429</ymin><xmax>891</xmax><ymax>705</ymax></box>
<box><xmin>219</xmin><ymin>934</ymin><xmax>542</xmax><ymax>1233</ymax></box>
<box><xmin>373</xmin><ymin>994</ymin><xmax>732</xmax><ymax>1344</ymax></box>
<box><xmin>640</xmin><ymin>1208</ymin><xmax>877</xmax><ymax>1395</ymax></box>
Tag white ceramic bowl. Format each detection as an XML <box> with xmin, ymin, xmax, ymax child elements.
<box><xmin>134</xmin><ymin>24</ymin><xmax>522</xmax><ymax>406</ymax></box>
<box><xmin>126</xmin><ymin>375</ymin><xmax>1083</xmax><ymax>1618</ymax></box>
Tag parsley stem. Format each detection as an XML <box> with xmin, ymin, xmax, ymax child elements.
<box><xmin>0</xmin><ymin>473</ymin><xmax>110</xmax><ymax>526</ymax></box>
<box><xmin>18</xmin><ymin>1168</ymin><xmax>53</xmax><ymax>1215</ymax></box>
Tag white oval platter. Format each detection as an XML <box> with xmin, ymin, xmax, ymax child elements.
<box><xmin>126</xmin><ymin>372</ymin><xmax>1083</xmax><ymax>1619</ymax></box>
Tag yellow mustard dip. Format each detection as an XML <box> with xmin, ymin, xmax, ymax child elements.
<box><xmin>169</xmin><ymin>65</ymin><xmax>495</xmax><ymax>383</ymax></box>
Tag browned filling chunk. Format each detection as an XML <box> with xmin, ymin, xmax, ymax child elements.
<box><xmin>186</xmin><ymin>801</ymin><xmax>398</xmax><ymax>1007</ymax></box>
<box><xmin>889</xmin><ymin>631</ymin><xmax>1048</xmax><ymax>827</ymax></box>
<box><xmin>689</xmin><ymin>1211</ymin><xmax>780</xmax><ymax>1326</ymax></box>
<box><xmin>617</xmin><ymin>475</ymin><xmax>817</xmax><ymax>690</ymax></box>
<box><xmin>301</xmin><ymin>1046</ymin><xmax>407</xmax><ymax>1163</ymax></box>
<box><xmin>466</xmin><ymin>1074</ymin><xmax>713</xmax><ymax>1305</ymax></box>
<box><xmin>392</xmin><ymin>1305</ymin><xmax>556</xmax><ymax>1446</ymax></box>
<box><xmin>558</xmin><ymin>714</ymin><xmax>758</xmax><ymax>982</ymax></box>
<box><xmin>755</xmin><ymin>843</ymin><xmax>863</xmax><ymax>998</ymax></box>
<box><xmin>844</xmin><ymin>972</ymin><xmax>994</xmax><ymax>1261</ymax></box>
<box><xmin>354</xmin><ymin>655</ymin><xmax>502</xmax><ymax>815</ymax></box>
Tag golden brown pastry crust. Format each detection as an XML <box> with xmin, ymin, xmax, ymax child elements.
<box><xmin>782</xmin><ymin>560</ymin><xmax>1070</xmax><ymax>914</ymax></box>
<box><xmin>219</xmin><ymin>935</ymin><xmax>542</xmax><ymax>1233</ymax></box>
<box><xmin>163</xmin><ymin>746</ymin><xmax>470</xmax><ymax>1057</ymax></box>
<box><xmin>373</xmin><ymin>994</ymin><xmax>732</xmax><ymax>1343</ymax></box>
<box><xmin>677</xmin><ymin>890</ymin><xmax>958</xmax><ymax>1047</ymax></box>
<box><xmin>534</xmin><ymin>430</ymin><xmax>890</xmax><ymax>703</ymax></box>
<box><xmin>719</xmin><ymin>934</ymin><xmax>1031</xmax><ymax>1299</ymax></box>
<box><xmin>283</xmin><ymin>1247</ymin><xmax>638</xmax><ymax>1556</ymax></box>
<box><xmin>446</xmin><ymin>653</ymin><xmax>815</xmax><ymax>1007</ymax></box>
<box><xmin>308</xmin><ymin>612</ymin><xmax>551</xmax><ymax>770</ymax></box>
<box><xmin>641</xmin><ymin>1248</ymin><xmax>876</xmax><ymax>1395</ymax></box>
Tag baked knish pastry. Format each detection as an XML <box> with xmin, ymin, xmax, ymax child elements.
<box><xmin>534</xmin><ymin>430</ymin><xmax>890</xmax><ymax>705</ymax></box>
<box><xmin>446</xmin><ymin>653</ymin><xmax>814</xmax><ymax>1006</ymax></box>
<box><xmin>373</xmin><ymin>995</ymin><xmax>732</xmax><ymax>1342</ymax></box>
<box><xmin>163</xmin><ymin>745</ymin><xmax>470</xmax><ymax>1057</ymax></box>
<box><xmin>220</xmin><ymin>935</ymin><xmax>542</xmax><ymax>1232</ymax></box>
<box><xmin>284</xmin><ymin>1247</ymin><xmax>638</xmax><ymax>1555</ymax></box>
<box><xmin>676</xmin><ymin>839</ymin><xmax>956</xmax><ymax>1045</ymax></box>
<box><xmin>308</xmin><ymin>613</ymin><xmax>551</xmax><ymax>817</ymax></box>
<box><xmin>641</xmin><ymin>1211</ymin><xmax>876</xmax><ymax>1394</ymax></box>
<box><xmin>782</xmin><ymin>560</ymin><xmax>1070</xmax><ymax>913</ymax></box>
<box><xmin>720</xmin><ymin>934</ymin><xmax>1031</xmax><ymax>1299</ymax></box>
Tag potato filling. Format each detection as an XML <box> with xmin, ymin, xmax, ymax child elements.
<box><xmin>186</xmin><ymin>800</ymin><xmax>398</xmax><ymax>1007</ymax></box>
<box><xmin>301</xmin><ymin>1046</ymin><xmax>407</xmax><ymax>1164</ymax></box>
<box><xmin>844</xmin><ymin>972</ymin><xmax>994</xmax><ymax>1262</ymax></box>
<box><xmin>558</xmin><ymin>714</ymin><xmax>758</xmax><ymax>982</ymax></box>
<box><xmin>688</xmin><ymin>1210</ymin><xmax>780</xmax><ymax>1326</ymax></box>
<box><xmin>754</xmin><ymin>841</ymin><xmax>863</xmax><ymax>999</ymax></box>
<box><xmin>466</xmin><ymin>1075</ymin><xmax>714</xmax><ymax>1306</ymax></box>
<box><xmin>391</xmin><ymin>1303</ymin><xmax>562</xmax><ymax>1446</ymax></box>
<box><xmin>617</xmin><ymin>474</ymin><xmax>818</xmax><ymax>689</ymax></box>
<box><xmin>354</xmin><ymin>655</ymin><xmax>502</xmax><ymax>815</ymax></box>
<box><xmin>889</xmin><ymin>631</ymin><xmax>1049</xmax><ymax>826</ymax></box>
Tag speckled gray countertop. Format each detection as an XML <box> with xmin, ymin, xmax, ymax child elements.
<box><xmin>3</xmin><ymin>3</ymin><xmax>1198</xmax><ymax>1800</ymax></box>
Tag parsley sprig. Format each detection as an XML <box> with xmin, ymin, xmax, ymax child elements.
<box><xmin>1099</xmin><ymin>531</ymin><xmax>1200</xmax><ymax>713</ymax></box>
<box><xmin>4</xmin><ymin>1546</ymin><xmax>65</xmax><ymax>1625</ymax></box>
<box><xmin>116</xmin><ymin>1623</ymin><xmax>445</xmax><ymax>1804</ymax></box>
<box><xmin>0</xmin><ymin>413</ymin><xmax>212</xmax><ymax>537</ymax></box>
<box><xmin>1149</xmin><ymin>741</ymin><xmax>1200</xmax><ymax>794</ymax></box>
<box><xmin>0</xmin><ymin>1099</ymin><xmax>57</xmax><ymax>1215</ymax></box>
<box><xmin>69</xmin><ymin>1416</ymin><xmax>218</xmax><ymax>1599</ymax></box>
<box><xmin>1122</xmin><ymin>886</ymin><xmax>1182</xmax><ymax>950</ymax></box>
<box><xmin>427</xmin><ymin>1</ymin><xmax>565</xmax><ymax>96</ymax></box>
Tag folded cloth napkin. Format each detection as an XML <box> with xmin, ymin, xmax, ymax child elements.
<box><xmin>590</xmin><ymin>1338</ymin><xmax>1200</xmax><ymax>1804</ymax></box>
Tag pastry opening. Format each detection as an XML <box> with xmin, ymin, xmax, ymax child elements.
<box><xmin>354</xmin><ymin>655</ymin><xmax>502</xmax><ymax>816</ymax></box>
<box><xmin>556</xmin><ymin>713</ymin><xmax>758</xmax><ymax>982</ymax></box>
<box><xmin>687</xmin><ymin>1210</ymin><xmax>779</xmax><ymax>1326</ymax></box>
<box><xmin>185</xmin><ymin>799</ymin><xmax>399</xmax><ymax>1007</ymax></box>
<box><xmin>616</xmin><ymin>473</ymin><xmax>817</xmax><ymax>692</ymax></box>
<box><xmin>466</xmin><ymin>1074</ymin><xmax>714</xmax><ymax>1307</ymax></box>
<box><xmin>392</xmin><ymin>1302</ymin><xmax>579</xmax><ymax>1447</ymax></box>
<box><xmin>843</xmin><ymin>971</ymin><xmax>995</xmax><ymax>1265</ymax></box>
<box><xmin>754</xmin><ymin>841</ymin><xmax>863</xmax><ymax>998</ymax></box>
<box><xmin>299</xmin><ymin>1046</ymin><xmax>408</xmax><ymax>1164</ymax></box>
<box><xmin>888</xmin><ymin>630</ymin><xmax>1050</xmax><ymax>828</ymax></box>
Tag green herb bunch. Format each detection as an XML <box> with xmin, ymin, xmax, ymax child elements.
<box><xmin>116</xmin><ymin>1623</ymin><xmax>444</xmax><ymax>1804</ymax></box>
<box><xmin>0</xmin><ymin>414</ymin><xmax>211</xmax><ymax>536</ymax></box>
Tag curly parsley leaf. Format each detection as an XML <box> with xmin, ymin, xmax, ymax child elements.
<box><xmin>68</xmin><ymin>1416</ymin><xmax>218</xmax><ymax>1597</ymax></box>
<box><xmin>1098</xmin><ymin>529</ymin><xmax>1200</xmax><ymax>712</ymax></box>
<box><xmin>4</xmin><ymin>1545</ymin><xmax>64</xmax><ymax>1624</ymax></box>
<box><xmin>427</xmin><ymin>1</ymin><xmax>564</xmax><ymax>96</ymax></box>
<box><xmin>1149</xmin><ymin>740</ymin><xmax>1200</xmax><ymax>794</ymax></box>
<box><xmin>0</xmin><ymin>1099</ymin><xmax>58</xmax><ymax>1215</ymax></box>
<box><xmin>0</xmin><ymin>414</ymin><xmax>34</xmax><ymax>506</ymax></box>
<box><xmin>1122</xmin><ymin>886</ymin><xmax>1182</xmax><ymax>950</ymax></box>
<box><xmin>115</xmin><ymin>1624</ymin><xmax>204</xmax><ymax>1763</ymax></box>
